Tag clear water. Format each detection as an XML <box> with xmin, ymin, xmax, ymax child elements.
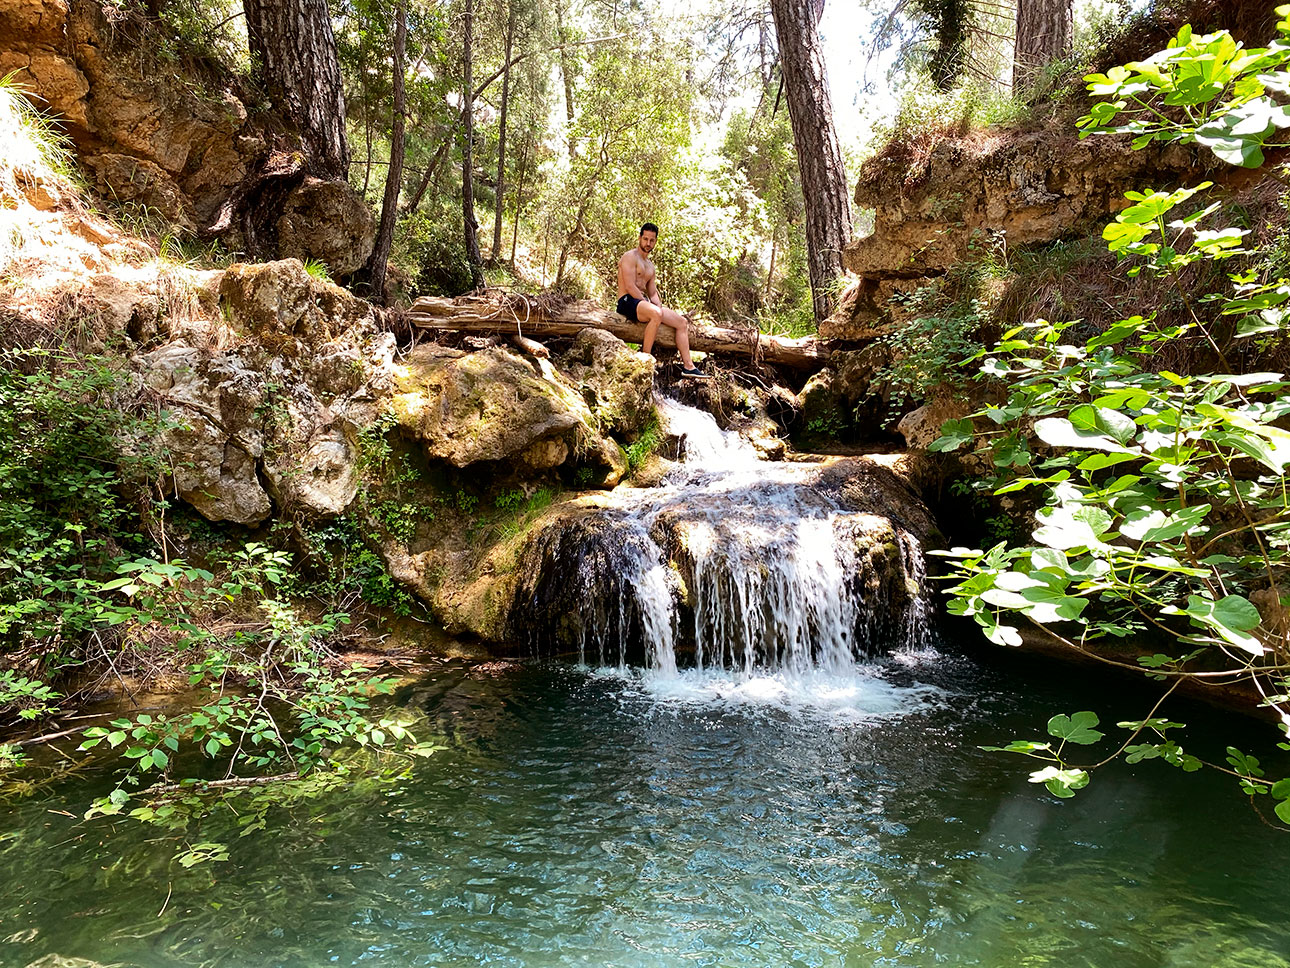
<box><xmin>3</xmin><ymin>648</ymin><xmax>1289</xmax><ymax>968</ymax></box>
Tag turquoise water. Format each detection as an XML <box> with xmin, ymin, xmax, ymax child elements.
<box><xmin>2</xmin><ymin>648</ymin><xmax>1288</xmax><ymax>968</ymax></box>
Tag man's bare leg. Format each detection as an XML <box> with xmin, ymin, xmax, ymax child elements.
<box><xmin>659</xmin><ymin>306</ymin><xmax>695</xmax><ymax>369</ymax></box>
<box><xmin>638</xmin><ymin>301</ymin><xmax>663</xmax><ymax>356</ymax></box>
<box><xmin>636</xmin><ymin>301</ymin><xmax>695</xmax><ymax>369</ymax></box>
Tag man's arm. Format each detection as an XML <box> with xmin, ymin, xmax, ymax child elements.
<box><xmin>646</xmin><ymin>273</ymin><xmax>660</xmax><ymax>306</ymax></box>
<box><xmin>617</xmin><ymin>252</ymin><xmax>644</xmax><ymax>298</ymax></box>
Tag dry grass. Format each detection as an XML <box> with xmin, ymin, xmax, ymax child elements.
<box><xmin>0</xmin><ymin>73</ymin><xmax>232</xmax><ymax>352</ymax></box>
<box><xmin>996</xmin><ymin>179</ymin><xmax>1290</xmax><ymax>377</ymax></box>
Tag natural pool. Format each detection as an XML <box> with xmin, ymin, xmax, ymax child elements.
<box><xmin>2</xmin><ymin>647</ymin><xmax>1288</xmax><ymax>968</ymax></box>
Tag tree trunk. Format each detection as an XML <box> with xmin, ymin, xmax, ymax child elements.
<box><xmin>366</xmin><ymin>0</ymin><xmax>407</xmax><ymax>304</ymax></box>
<box><xmin>555</xmin><ymin>0</ymin><xmax>577</xmax><ymax>159</ymax></box>
<box><xmin>1014</xmin><ymin>0</ymin><xmax>1073</xmax><ymax>90</ymax></box>
<box><xmin>510</xmin><ymin>135</ymin><xmax>530</xmax><ymax>264</ymax></box>
<box><xmin>554</xmin><ymin>147</ymin><xmax>607</xmax><ymax>289</ymax></box>
<box><xmin>402</xmin><ymin>55</ymin><xmax>532</xmax><ymax>219</ymax></box>
<box><xmin>765</xmin><ymin>227</ymin><xmax>778</xmax><ymax>296</ymax></box>
<box><xmin>928</xmin><ymin>0</ymin><xmax>971</xmax><ymax>90</ymax></box>
<box><xmin>362</xmin><ymin>103</ymin><xmax>374</xmax><ymax>195</ymax></box>
<box><xmin>489</xmin><ymin>0</ymin><xmax>517</xmax><ymax>265</ymax></box>
<box><xmin>461</xmin><ymin>0</ymin><xmax>484</xmax><ymax>289</ymax></box>
<box><xmin>244</xmin><ymin>0</ymin><xmax>350</xmax><ymax>179</ymax></box>
<box><xmin>767</xmin><ymin>0</ymin><xmax>851</xmax><ymax>323</ymax></box>
<box><xmin>402</xmin><ymin>135</ymin><xmax>453</xmax><ymax>215</ymax></box>
<box><xmin>407</xmin><ymin>294</ymin><xmax>830</xmax><ymax>370</ymax></box>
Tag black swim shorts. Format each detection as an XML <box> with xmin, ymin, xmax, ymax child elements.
<box><xmin>617</xmin><ymin>293</ymin><xmax>644</xmax><ymax>321</ymax></box>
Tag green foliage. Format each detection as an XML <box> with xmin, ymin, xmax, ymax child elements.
<box><xmin>871</xmin><ymin>282</ymin><xmax>991</xmax><ymax>421</ymax></box>
<box><xmin>392</xmin><ymin>209</ymin><xmax>477</xmax><ymax>297</ymax></box>
<box><xmin>493</xmin><ymin>489</ymin><xmax>526</xmax><ymax>514</ymax></box>
<box><xmin>982</xmin><ymin>710</ymin><xmax>1103</xmax><ymax>798</ymax></box>
<box><xmin>302</xmin><ymin>257</ymin><xmax>332</xmax><ymax>282</ymax></box>
<box><xmin>0</xmin><ymin>350</ymin><xmax>173</xmax><ymax>669</ymax></box>
<box><xmin>805</xmin><ymin>410</ymin><xmax>844</xmax><ymax>439</ymax></box>
<box><xmin>0</xmin><ymin>671</ymin><xmax>59</xmax><ymax>721</ymax></box>
<box><xmin>355</xmin><ymin>411</ymin><xmax>435</xmax><ymax>544</ymax></box>
<box><xmin>491</xmin><ymin>486</ymin><xmax>555</xmax><ymax>542</ymax></box>
<box><xmin>70</xmin><ymin>540</ymin><xmax>435</xmax><ymax>858</ymax></box>
<box><xmin>0</xmin><ymin>349</ymin><xmax>428</xmax><ymax>862</ymax></box>
<box><xmin>99</xmin><ymin>0</ymin><xmax>250</xmax><ymax>74</ymax></box>
<box><xmin>296</xmin><ymin>519</ymin><xmax>418</xmax><ymax>617</ymax></box>
<box><xmin>625</xmin><ymin>413</ymin><xmax>662</xmax><ymax>474</ymax></box>
<box><xmin>933</xmin><ymin>12</ymin><xmax>1290</xmax><ymax>822</ymax></box>
<box><xmin>870</xmin><ymin>237</ymin><xmax>1005</xmax><ymax>420</ymax></box>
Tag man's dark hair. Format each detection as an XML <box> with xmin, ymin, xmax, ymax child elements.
<box><xmin>640</xmin><ymin>222</ymin><xmax>659</xmax><ymax>236</ymax></box>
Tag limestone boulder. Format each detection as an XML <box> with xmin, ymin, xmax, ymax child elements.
<box><xmin>830</xmin><ymin>124</ymin><xmax>1211</xmax><ymax>341</ymax></box>
<box><xmin>559</xmin><ymin>328</ymin><xmax>654</xmax><ymax>435</ymax></box>
<box><xmin>275</xmin><ymin>177</ymin><xmax>376</xmax><ymax>277</ymax></box>
<box><xmin>218</xmin><ymin>258</ymin><xmax>376</xmax><ymax>349</ymax></box>
<box><xmin>391</xmin><ymin>344</ymin><xmax>594</xmax><ymax>468</ymax></box>
<box><xmin>81</xmin><ymin>272</ymin><xmax>162</xmax><ymax>345</ymax></box>
<box><xmin>896</xmin><ymin>396</ymin><xmax>972</xmax><ymax>452</ymax></box>
<box><xmin>139</xmin><ymin>345</ymin><xmax>272</xmax><ymax>525</ymax></box>
<box><xmin>135</xmin><ymin>313</ymin><xmax>395</xmax><ymax>524</ymax></box>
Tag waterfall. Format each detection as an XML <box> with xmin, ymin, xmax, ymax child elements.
<box><xmin>511</xmin><ymin>395</ymin><xmax>933</xmax><ymax>673</ymax></box>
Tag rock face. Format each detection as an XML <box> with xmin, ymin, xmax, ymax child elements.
<box><xmin>824</xmin><ymin>129</ymin><xmax>1207</xmax><ymax>341</ymax></box>
<box><xmin>122</xmin><ymin>255</ymin><xmax>656</xmax><ymax>541</ymax></box>
<box><xmin>0</xmin><ymin>0</ymin><xmax>372</xmax><ymax>270</ymax></box>
<box><xmin>136</xmin><ymin>259</ymin><xmax>392</xmax><ymax>524</ymax></box>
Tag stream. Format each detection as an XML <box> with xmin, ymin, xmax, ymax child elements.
<box><xmin>2</xmin><ymin>399</ymin><xmax>1289</xmax><ymax>967</ymax></box>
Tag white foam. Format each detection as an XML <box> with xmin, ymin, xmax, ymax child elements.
<box><xmin>625</xmin><ymin>664</ymin><xmax>946</xmax><ymax>725</ymax></box>
<box><xmin>563</xmin><ymin>394</ymin><xmax>934</xmax><ymax>679</ymax></box>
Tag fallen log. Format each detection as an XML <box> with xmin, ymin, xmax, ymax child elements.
<box><xmin>406</xmin><ymin>292</ymin><xmax>829</xmax><ymax>370</ymax></box>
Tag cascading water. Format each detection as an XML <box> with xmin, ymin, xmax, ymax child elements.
<box><xmin>511</xmin><ymin>395</ymin><xmax>934</xmax><ymax>679</ymax></box>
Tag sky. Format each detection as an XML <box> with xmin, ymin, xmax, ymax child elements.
<box><xmin>815</xmin><ymin>0</ymin><xmax>1149</xmax><ymax>154</ymax></box>
<box><xmin>817</xmin><ymin>3</ymin><xmax>901</xmax><ymax>152</ymax></box>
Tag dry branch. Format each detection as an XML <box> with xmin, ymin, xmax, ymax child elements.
<box><xmin>407</xmin><ymin>293</ymin><xmax>829</xmax><ymax>370</ymax></box>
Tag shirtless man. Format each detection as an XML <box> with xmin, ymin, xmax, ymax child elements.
<box><xmin>616</xmin><ymin>223</ymin><xmax>707</xmax><ymax>377</ymax></box>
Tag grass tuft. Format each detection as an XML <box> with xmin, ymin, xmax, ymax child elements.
<box><xmin>0</xmin><ymin>72</ymin><xmax>75</xmax><ymax>201</ymax></box>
